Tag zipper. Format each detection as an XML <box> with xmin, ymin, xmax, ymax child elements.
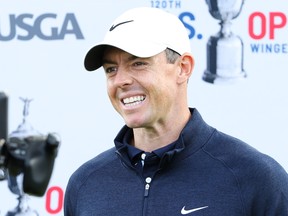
<box><xmin>116</xmin><ymin>150</ymin><xmax>157</xmax><ymax>216</ymax></box>
<box><xmin>144</xmin><ymin>177</ymin><xmax>152</xmax><ymax>197</ymax></box>
<box><xmin>142</xmin><ymin>176</ymin><xmax>152</xmax><ymax>216</ymax></box>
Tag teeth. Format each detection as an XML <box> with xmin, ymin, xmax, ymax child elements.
<box><xmin>123</xmin><ymin>96</ymin><xmax>145</xmax><ymax>106</ymax></box>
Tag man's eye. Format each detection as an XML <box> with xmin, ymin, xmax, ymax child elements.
<box><xmin>132</xmin><ymin>62</ymin><xmax>147</xmax><ymax>68</ymax></box>
<box><xmin>104</xmin><ymin>67</ymin><xmax>117</xmax><ymax>73</ymax></box>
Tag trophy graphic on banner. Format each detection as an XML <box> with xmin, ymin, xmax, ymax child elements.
<box><xmin>6</xmin><ymin>98</ymin><xmax>40</xmax><ymax>216</ymax></box>
<box><xmin>0</xmin><ymin>96</ymin><xmax>60</xmax><ymax>216</ymax></box>
<box><xmin>203</xmin><ymin>0</ymin><xmax>247</xmax><ymax>84</ymax></box>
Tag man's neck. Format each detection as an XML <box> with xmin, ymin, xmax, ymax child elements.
<box><xmin>132</xmin><ymin>109</ymin><xmax>191</xmax><ymax>152</ymax></box>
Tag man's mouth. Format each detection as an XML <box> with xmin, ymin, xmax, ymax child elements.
<box><xmin>122</xmin><ymin>95</ymin><xmax>145</xmax><ymax>107</ymax></box>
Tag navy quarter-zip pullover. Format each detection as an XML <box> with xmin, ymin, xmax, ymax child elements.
<box><xmin>64</xmin><ymin>108</ymin><xmax>288</xmax><ymax>216</ymax></box>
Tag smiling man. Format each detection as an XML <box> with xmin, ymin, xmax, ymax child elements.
<box><xmin>64</xmin><ymin>7</ymin><xmax>288</xmax><ymax>216</ymax></box>
<box><xmin>102</xmin><ymin>46</ymin><xmax>193</xmax><ymax>152</ymax></box>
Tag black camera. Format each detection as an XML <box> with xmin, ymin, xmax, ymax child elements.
<box><xmin>0</xmin><ymin>92</ymin><xmax>60</xmax><ymax>197</ymax></box>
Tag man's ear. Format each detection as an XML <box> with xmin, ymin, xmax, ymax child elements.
<box><xmin>177</xmin><ymin>53</ymin><xmax>194</xmax><ymax>84</ymax></box>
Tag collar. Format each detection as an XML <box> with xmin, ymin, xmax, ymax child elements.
<box><xmin>114</xmin><ymin>108</ymin><xmax>215</xmax><ymax>167</ymax></box>
<box><xmin>122</xmin><ymin>127</ymin><xmax>177</xmax><ymax>163</ymax></box>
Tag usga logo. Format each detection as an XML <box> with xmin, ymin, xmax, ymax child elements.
<box><xmin>0</xmin><ymin>13</ymin><xmax>84</xmax><ymax>41</ymax></box>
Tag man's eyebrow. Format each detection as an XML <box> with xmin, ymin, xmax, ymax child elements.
<box><xmin>102</xmin><ymin>55</ymin><xmax>140</xmax><ymax>65</ymax></box>
<box><xmin>102</xmin><ymin>58</ymin><xmax>115</xmax><ymax>65</ymax></box>
<box><xmin>127</xmin><ymin>55</ymin><xmax>139</xmax><ymax>61</ymax></box>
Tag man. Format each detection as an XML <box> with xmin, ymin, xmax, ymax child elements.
<box><xmin>64</xmin><ymin>7</ymin><xmax>288</xmax><ymax>215</ymax></box>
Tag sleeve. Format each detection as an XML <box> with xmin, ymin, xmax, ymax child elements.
<box><xmin>252</xmin><ymin>188</ymin><xmax>288</xmax><ymax>215</ymax></box>
<box><xmin>64</xmin><ymin>175</ymin><xmax>79</xmax><ymax>216</ymax></box>
<box><xmin>247</xmin><ymin>156</ymin><xmax>288</xmax><ymax>215</ymax></box>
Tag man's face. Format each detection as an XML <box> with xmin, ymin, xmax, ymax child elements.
<box><xmin>102</xmin><ymin>47</ymin><xmax>181</xmax><ymax>129</ymax></box>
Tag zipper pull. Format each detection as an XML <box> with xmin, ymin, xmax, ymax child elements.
<box><xmin>144</xmin><ymin>177</ymin><xmax>152</xmax><ymax>197</ymax></box>
<box><xmin>141</xmin><ymin>153</ymin><xmax>146</xmax><ymax>167</ymax></box>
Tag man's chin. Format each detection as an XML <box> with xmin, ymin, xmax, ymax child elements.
<box><xmin>124</xmin><ymin>119</ymin><xmax>146</xmax><ymax>129</ymax></box>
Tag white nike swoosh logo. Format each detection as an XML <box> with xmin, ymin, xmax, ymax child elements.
<box><xmin>181</xmin><ymin>206</ymin><xmax>208</xmax><ymax>215</ymax></box>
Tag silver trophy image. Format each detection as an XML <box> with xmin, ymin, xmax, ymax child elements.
<box><xmin>203</xmin><ymin>0</ymin><xmax>247</xmax><ymax>84</ymax></box>
<box><xmin>0</xmin><ymin>93</ymin><xmax>60</xmax><ymax>216</ymax></box>
<box><xmin>6</xmin><ymin>98</ymin><xmax>39</xmax><ymax>216</ymax></box>
<box><xmin>2</xmin><ymin>97</ymin><xmax>60</xmax><ymax>216</ymax></box>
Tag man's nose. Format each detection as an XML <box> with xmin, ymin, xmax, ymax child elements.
<box><xmin>113</xmin><ymin>68</ymin><xmax>133</xmax><ymax>87</ymax></box>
